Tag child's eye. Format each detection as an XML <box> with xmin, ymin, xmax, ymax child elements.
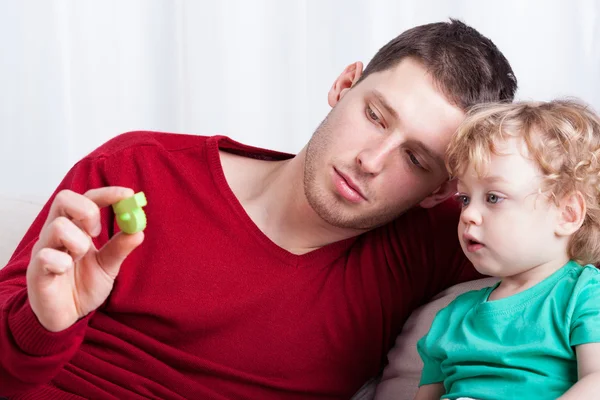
<box><xmin>486</xmin><ymin>193</ymin><xmax>504</xmax><ymax>204</ymax></box>
<box><xmin>455</xmin><ymin>194</ymin><xmax>470</xmax><ymax>207</ymax></box>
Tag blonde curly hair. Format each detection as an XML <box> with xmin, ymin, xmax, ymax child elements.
<box><xmin>446</xmin><ymin>99</ymin><xmax>600</xmax><ymax>265</ymax></box>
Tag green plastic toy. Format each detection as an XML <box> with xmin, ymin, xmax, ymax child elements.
<box><xmin>112</xmin><ymin>191</ymin><xmax>147</xmax><ymax>234</ymax></box>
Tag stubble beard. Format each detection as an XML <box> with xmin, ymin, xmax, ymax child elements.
<box><xmin>303</xmin><ymin>116</ymin><xmax>402</xmax><ymax>231</ymax></box>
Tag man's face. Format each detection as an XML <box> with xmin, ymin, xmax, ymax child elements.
<box><xmin>303</xmin><ymin>58</ymin><xmax>465</xmax><ymax>230</ymax></box>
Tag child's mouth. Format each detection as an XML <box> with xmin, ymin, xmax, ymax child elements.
<box><xmin>464</xmin><ymin>236</ymin><xmax>484</xmax><ymax>252</ymax></box>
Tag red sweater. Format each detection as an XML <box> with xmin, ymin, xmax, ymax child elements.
<box><xmin>0</xmin><ymin>132</ymin><xmax>476</xmax><ymax>399</ymax></box>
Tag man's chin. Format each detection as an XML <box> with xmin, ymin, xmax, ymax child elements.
<box><xmin>312</xmin><ymin>202</ymin><xmax>399</xmax><ymax>231</ymax></box>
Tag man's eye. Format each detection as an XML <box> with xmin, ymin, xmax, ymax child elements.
<box><xmin>366</xmin><ymin>106</ymin><xmax>380</xmax><ymax>122</ymax></box>
<box><xmin>407</xmin><ymin>151</ymin><xmax>422</xmax><ymax>167</ymax></box>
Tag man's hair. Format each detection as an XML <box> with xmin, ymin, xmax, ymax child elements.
<box><xmin>358</xmin><ymin>19</ymin><xmax>517</xmax><ymax>109</ymax></box>
<box><xmin>446</xmin><ymin>99</ymin><xmax>600</xmax><ymax>265</ymax></box>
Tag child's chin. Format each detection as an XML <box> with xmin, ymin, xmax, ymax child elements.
<box><xmin>470</xmin><ymin>260</ymin><xmax>500</xmax><ymax>277</ymax></box>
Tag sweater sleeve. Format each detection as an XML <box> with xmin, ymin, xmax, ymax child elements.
<box><xmin>0</xmin><ymin>156</ymin><xmax>113</xmax><ymax>395</ymax></box>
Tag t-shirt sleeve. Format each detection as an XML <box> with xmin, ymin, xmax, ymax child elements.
<box><xmin>417</xmin><ymin>332</ymin><xmax>445</xmax><ymax>386</ymax></box>
<box><xmin>416</xmin><ymin>290</ymin><xmax>482</xmax><ymax>387</ymax></box>
<box><xmin>570</xmin><ymin>268</ymin><xmax>600</xmax><ymax>347</ymax></box>
<box><xmin>416</xmin><ymin>302</ymin><xmax>454</xmax><ymax>386</ymax></box>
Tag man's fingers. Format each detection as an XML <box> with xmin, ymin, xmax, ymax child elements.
<box><xmin>37</xmin><ymin>217</ymin><xmax>93</xmax><ymax>261</ymax></box>
<box><xmin>44</xmin><ymin>187</ymin><xmax>135</xmax><ymax>238</ymax></box>
<box><xmin>83</xmin><ymin>187</ymin><xmax>135</xmax><ymax>209</ymax></box>
<box><xmin>44</xmin><ymin>190</ymin><xmax>101</xmax><ymax>237</ymax></box>
<box><xmin>27</xmin><ymin>248</ymin><xmax>74</xmax><ymax>293</ymax></box>
<box><xmin>35</xmin><ymin>248</ymin><xmax>74</xmax><ymax>275</ymax></box>
<box><xmin>95</xmin><ymin>231</ymin><xmax>144</xmax><ymax>279</ymax></box>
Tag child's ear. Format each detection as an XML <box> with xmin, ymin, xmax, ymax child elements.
<box><xmin>556</xmin><ymin>191</ymin><xmax>586</xmax><ymax>236</ymax></box>
<box><xmin>419</xmin><ymin>179</ymin><xmax>458</xmax><ymax>209</ymax></box>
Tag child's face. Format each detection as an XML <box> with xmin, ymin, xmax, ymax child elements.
<box><xmin>456</xmin><ymin>138</ymin><xmax>566</xmax><ymax>277</ymax></box>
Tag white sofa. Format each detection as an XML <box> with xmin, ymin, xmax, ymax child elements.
<box><xmin>0</xmin><ymin>195</ymin><xmax>497</xmax><ymax>399</ymax></box>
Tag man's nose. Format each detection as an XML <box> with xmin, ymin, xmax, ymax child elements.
<box><xmin>356</xmin><ymin>136</ymin><xmax>403</xmax><ymax>175</ymax></box>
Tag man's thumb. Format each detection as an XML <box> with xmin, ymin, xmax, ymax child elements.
<box><xmin>96</xmin><ymin>231</ymin><xmax>144</xmax><ymax>279</ymax></box>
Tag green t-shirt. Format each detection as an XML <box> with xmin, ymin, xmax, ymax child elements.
<box><xmin>417</xmin><ymin>261</ymin><xmax>600</xmax><ymax>400</ymax></box>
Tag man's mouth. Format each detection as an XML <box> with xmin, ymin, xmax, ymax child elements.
<box><xmin>333</xmin><ymin>168</ymin><xmax>368</xmax><ymax>203</ymax></box>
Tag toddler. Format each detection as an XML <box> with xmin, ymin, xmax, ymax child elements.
<box><xmin>415</xmin><ymin>99</ymin><xmax>600</xmax><ymax>400</ymax></box>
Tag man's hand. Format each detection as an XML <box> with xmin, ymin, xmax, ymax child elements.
<box><xmin>26</xmin><ymin>187</ymin><xmax>144</xmax><ymax>332</ymax></box>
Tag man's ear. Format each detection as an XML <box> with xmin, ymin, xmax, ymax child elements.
<box><xmin>419</xmin><ymin>179</ymin><xmax>458</xmax><ymax>209</ymax></box>
<box><xmin>328</xmin><ymin>61</ymin><xmax>364</xmax><ymax>107</ymax></box>
<box><xmin>555</xmin><ymin>191</ymin><xmax>586</xmax><ymax>236</ymax></box>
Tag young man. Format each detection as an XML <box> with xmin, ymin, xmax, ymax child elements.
<box><xmin>0</xmin><ymin>20</ymin><xmax>517</xmax><ymax>399</ymax></box>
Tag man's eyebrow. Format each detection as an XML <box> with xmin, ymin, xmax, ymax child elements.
<box><xmin>371</xmin><ymin>90</ymin><xmax>399</xmax><ymax>121</ymax></box>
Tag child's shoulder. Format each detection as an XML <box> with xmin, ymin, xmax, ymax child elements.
<box><xmin>424</xmin><ymin>287</ymin><xmax>493</xmax><ymax>336</ymax></box>
<box><xmin>453</xmin><ymin>285</ymin><xmax>492</xmax><ymax>305</ymax></box>
<box><xmin>576</xmin><ymin>264</ymin><xmax>600</xmax><ymax>279</ymax></box>
<box><xmin>437</xmin><ymin>286</ymin><xmax>494</xmax><ymax>318</ymax></box>
<box><xmin>568</xmin><ymin>263</ymin><xmax>600</xmax><ymax>297</ymax></box>
<box><xmin>565</xmin><ymin>264</ymin><xmax>600</xmax><ymax>346</ymax></box>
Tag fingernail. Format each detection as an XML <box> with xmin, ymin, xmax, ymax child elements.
<box><xmin>93</xmin><ymin>224</ymin><xmax>102</xmax><ymax>236</ymax></box>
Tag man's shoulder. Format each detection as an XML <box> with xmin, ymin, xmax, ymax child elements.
<box><xmin>85</xmin><ymin>131</ymin><xmax>213</xmax><ymax>160</ymax></box>
<box><xmin>360</xmin><ymin>198</ymin><xmax>462</xmax><ymax>248</ymax></box>
<box><xmin>397</xmin><ymin>198</ymin><xmax>461</xmax><ymax>231</ymax></box>
<box><xmin>84</xmin><ymin>131</ymin><xmax>293</xmax><ymax>163</ymax></box>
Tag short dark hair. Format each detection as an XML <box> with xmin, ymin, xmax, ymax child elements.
<box><xmin>357</xmin><ymin>19</ymin><xmax>517</xmax><ymax>109</ymax></box>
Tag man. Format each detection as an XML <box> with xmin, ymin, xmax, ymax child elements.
<box><xmin>0</xmin><ymin>20</ymin><xmax>516</xmax><ymax>399</ymax></box>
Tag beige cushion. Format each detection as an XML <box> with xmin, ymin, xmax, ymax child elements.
<box><xmin>373</xmin><ymin>277</ymin><xmax>499</xmax><ymax>399</ymax></box>
<box><xmin>0</xmin><ymin>196</ymin><xmax>44</xmax><ymax>268</ymax></box>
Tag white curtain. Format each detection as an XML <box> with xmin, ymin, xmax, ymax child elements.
<box><xmin>1</xmin><ymin>0</ymin><xmax>599</xmax><ymax>199</ymax></box>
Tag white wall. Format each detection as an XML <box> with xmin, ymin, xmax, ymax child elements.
<box><xmin>1</xmin><ymin>0</ymin><xmax>599</xmax><ymax>199</ymax></box>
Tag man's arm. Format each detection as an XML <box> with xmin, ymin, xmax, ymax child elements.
<box><xmin>558</xmin><ymin>343</ymin><xmax>600</xmax><ymax>399</ymax></box>
<box><xmin>422</xmin><ymin>199</ymin><xmax>483</xmax><ymax>290</ymax></box>
<box><xmin>0</xmin><ymin>157</ymin><xmax>139</xmax><ymax>395</ymax></box>
<box><xmin>385</xmin><ymin>199</ymin><xmax>482</xmax><ymax>306</ymax></box>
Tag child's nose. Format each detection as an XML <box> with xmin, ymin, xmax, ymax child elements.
<box><xmin>460</xmin><ymin>204</ymin><xmax>482</xmax><ymax>226</ymax></box>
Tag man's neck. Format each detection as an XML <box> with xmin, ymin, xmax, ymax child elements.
<box><xmin>219</xmin><ymin>149</ymin><xmax>364</xmax><ymax>255</ymax></box>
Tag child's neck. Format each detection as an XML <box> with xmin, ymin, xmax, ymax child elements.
<box><xmin>488</xmin><ymin>255</ymin><xmax>570</xmax><ymax>301</ymax></box>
